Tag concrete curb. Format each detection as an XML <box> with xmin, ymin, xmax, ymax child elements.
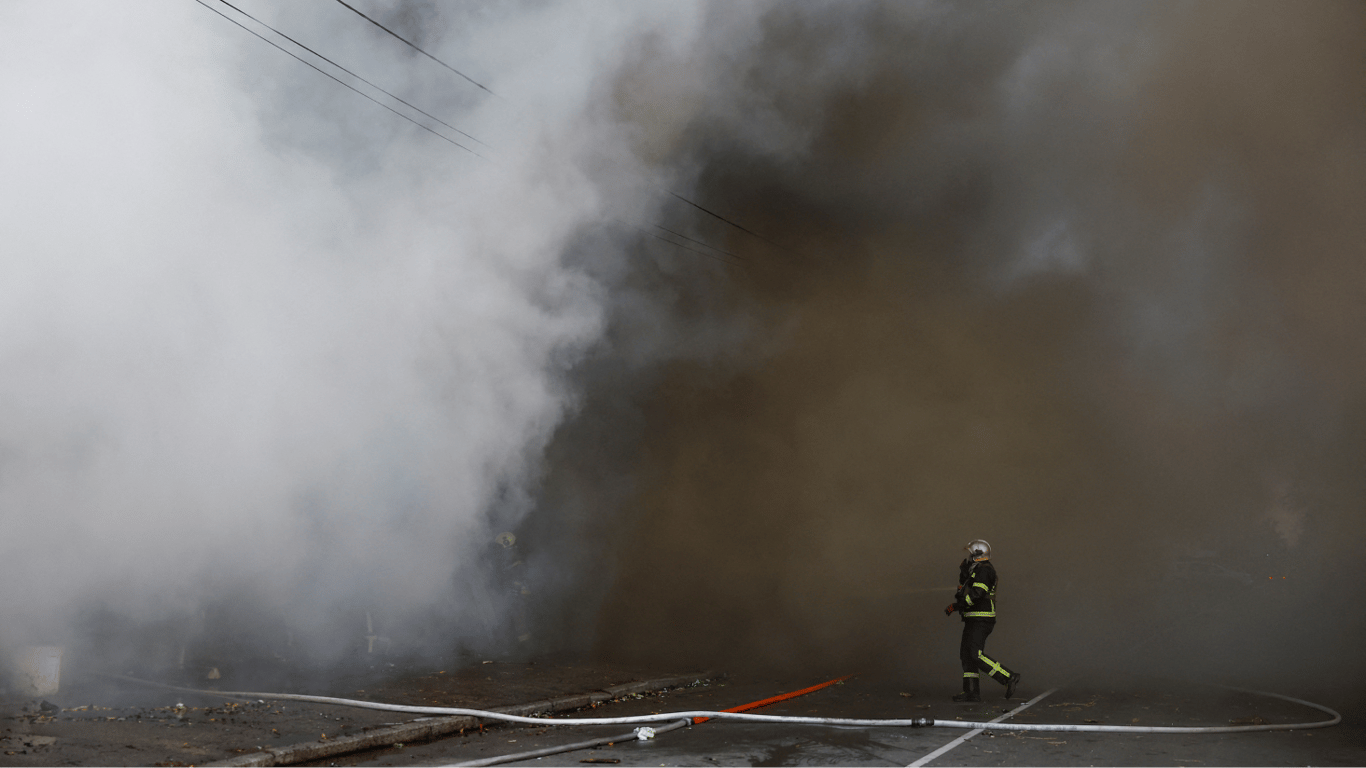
<box><xmin>207</xmin><ymin>670</ymin><xmax>723</xmax><ymax>767</ymax></box>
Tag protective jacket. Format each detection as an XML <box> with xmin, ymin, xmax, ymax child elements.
<box><xmin>954</xmin><ymin>558</ymin><xmax>997</xmax><ymax>622</ymax></box>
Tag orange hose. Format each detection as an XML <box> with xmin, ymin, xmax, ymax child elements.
<box><xmin>692</xmin><ymin>675</ymin><xmax>853</xmax><ymax>724</ymax></box>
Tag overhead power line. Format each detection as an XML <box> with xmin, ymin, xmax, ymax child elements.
<box><xmin>647</xmin><ymin>231</ymin><xmax>744</xmax><ymax>267</ymax></box>
<box><xmin>196</xmin><ymin>0</ymin><xmax>481</xmax><ymax>156</ymax></box>
<box><xmin>323</xmin><ymin>3</ymin><xmax>782</xmax><ymax>256</ymax></box>
<box><xmin>667</xmin><ymin>191</ymin><xmax>787</xmax><ymax>253</ymax></box>
<box><xmin>629</xmin><ymin>225</ymin><xmax>745</xmax><ymax>268</ymax></box>
<box><xmin>198</xmin><ymin>0</ymin><xmax>774</xmax><ymax>264</ymax></box>
<box><xmin>331</xmin><ymin>0</ymin><xmax>496</xmax><ymax>96</ymax></box>
<box><xmin>653</xmin><ymin>224</ymin><xmax>742</xmax><ymax>261</ymax></box>
<box><xmin>600</xmin><ymin>218</ymin><xmax>742</xmax><ymax>267</ymax></box>
<box><xmin>215</xmin><ymin>0</ymin><xmax>485</xmax><ymax>148</ymax></box>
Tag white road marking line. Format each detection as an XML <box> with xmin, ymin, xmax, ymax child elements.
<box><xmin>906</xmin><ymin>687</ymin><xmax>1059</xmax><ymax>767</ymax></box>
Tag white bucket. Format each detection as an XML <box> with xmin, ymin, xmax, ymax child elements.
<box><xmin>14</xmin><ymin>646</ymin><xmax>63</xmax><ymax>697</ymax></box>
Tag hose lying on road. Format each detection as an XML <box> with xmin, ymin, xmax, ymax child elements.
<box><xmin>449</xmin><ymin>719</ymin><xmax>691</xmax><ymax>767</ymax></box>
<box><xmin>102</xmin><ymin>674</ymin><xmax>1340</xmax><ymax>734</ymax></box>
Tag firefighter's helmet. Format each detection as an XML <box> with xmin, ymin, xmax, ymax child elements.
<box><xmin>966</xmin><ymin>539</ymin><xmax>991</xmax><ymax>561</ymax></box>
<box><xmin>496</xmin><ymin>532</ymin><xmax>517</xmax><ymax>549</ymax></box>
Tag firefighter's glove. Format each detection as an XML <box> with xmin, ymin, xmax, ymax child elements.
<box><xmin>944</xmin><ymin>603</ymin><xmax>956</xmax><ymax>616</ymax></box>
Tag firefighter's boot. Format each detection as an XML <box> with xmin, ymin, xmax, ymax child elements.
<box><xmin>952</xmin><ymin>675</ymin><xmax>981</xmax><ymax>702</ymax></box>
<box><xmin>1005</xmin><ymin>672</ymin><xmax>1021</xmax><ymax>700</ymax></box>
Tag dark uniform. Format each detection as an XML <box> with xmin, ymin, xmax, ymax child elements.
<box><xmin>953</xmin><ymin>557</ymin><xmax>1020</xmax><ymax>699</ymax></box>
<box><xmin>490</xmin><ymin>532</ymin><xmax>533</xmax><ymax>647</ymax></box>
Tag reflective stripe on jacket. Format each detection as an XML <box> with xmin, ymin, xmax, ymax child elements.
<box><xmin>955</xmin><ymin>559</ymin><xmax>997</xmax><ymax>621</ymax></box>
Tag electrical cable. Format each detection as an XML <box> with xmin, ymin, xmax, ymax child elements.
<box><xmin>322</xmin><ymin>4</ymin><xmax>777</xmax><ymax>256</ymax></box>
<box><xmin>667</xmin><ymin>191</ymin><xmax>788</xmax><ymax>253</ymax></box>
<box><xmin>203</xmin><ymin>0</ymin><xmax>484</xmax><ymax>151</ymax></box>
<box><xmin>100</xmin><ymin>674</ymin><xmax>1340</xmax><ymax>734</ymax></box>
<box><xmin>643</xmin><ymin>230</ymin><xmax>746</xmax><ymax>267</ymax></box>
<box><xmin>652</xmin><ymin>224</ymin><xmax>743</xmax><ymax>261</ymax></box>
<box><xmin>198</xmin><ymin>0</ymin><xmax>749</xmax><ymax>268</ymax></box>
<box><xmin>603</xmin><ymin>218</ymin><xmax>746</xmax><ymax>267</ymax></box>
<box><xmin>198</xmin><ymin>0</ymin><xmax>770</xmax><ymax>265</ymax></box>
<box><xmin>331</xmin><ymin>0</ymin><xmax>496</xmax><ymax>96</ymax></box>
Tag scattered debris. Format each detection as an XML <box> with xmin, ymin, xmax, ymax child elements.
<box><xmin>1</xmin><ymin>735</ymin><xmax>59</xmax><ymax>749</ymax></box>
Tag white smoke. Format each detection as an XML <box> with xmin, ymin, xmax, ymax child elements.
<box><xmin>0</xmin><ymin>0</ymin><xmax>712</xmax><ymax>662</ymax></box>
<box><xmin>6</xmin><ymin>0</ymin><xmax>1362</xmax><ymax>689</ymax></box>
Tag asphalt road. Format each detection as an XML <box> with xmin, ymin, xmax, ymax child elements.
<box><xmin>3</xmin><ymin>664</ymin><xmax>1360</xmax><ymax>766</ymax></box>
<box><xmin>332</xmin><ymin>672</ymin><xmax>1365</xmax><ymax>767</ymax></box>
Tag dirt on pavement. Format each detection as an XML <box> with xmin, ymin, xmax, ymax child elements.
<box><xmin>0</xmin><ymin>659</ymin><xmax>709</xmax><ymax>767</ymax></box>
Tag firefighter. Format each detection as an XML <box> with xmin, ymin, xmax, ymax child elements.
<box><xmin>493</xmin><ymin>532</ymin><xmax>533</xmax><ymax>646</ymax></box>
<box><xmin>944</xmin><ymin>539</ymin><xmax>1021</xmax><ymax>702</ymax></box>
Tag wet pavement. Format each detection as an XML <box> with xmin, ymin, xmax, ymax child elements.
<box><xmin>1</xmin><ymin>664</ymin><xmax>1362</xmax><ymax>766</ymax></box>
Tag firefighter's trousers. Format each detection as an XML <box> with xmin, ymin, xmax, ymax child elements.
<box><xmin>959</xmin><ymin>619</ymin><xmax>1017</xmax><ymax>686</ymax></box>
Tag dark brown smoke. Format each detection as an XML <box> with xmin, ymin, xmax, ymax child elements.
<box><xmin>529</xmin><ymin>1</ymin><xmax>1365</xmax><ymax>689</ymax></box>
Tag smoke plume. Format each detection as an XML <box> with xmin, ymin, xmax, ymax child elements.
<box><xmin>0</xmin><ymin>0</ymin><xmax>1361</xmax><ymax>697</ymax></box>
<box><xmin>567</xmin><ymin>0</ymin><xmax>1366</xmax><ymax>690</ymax></box>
